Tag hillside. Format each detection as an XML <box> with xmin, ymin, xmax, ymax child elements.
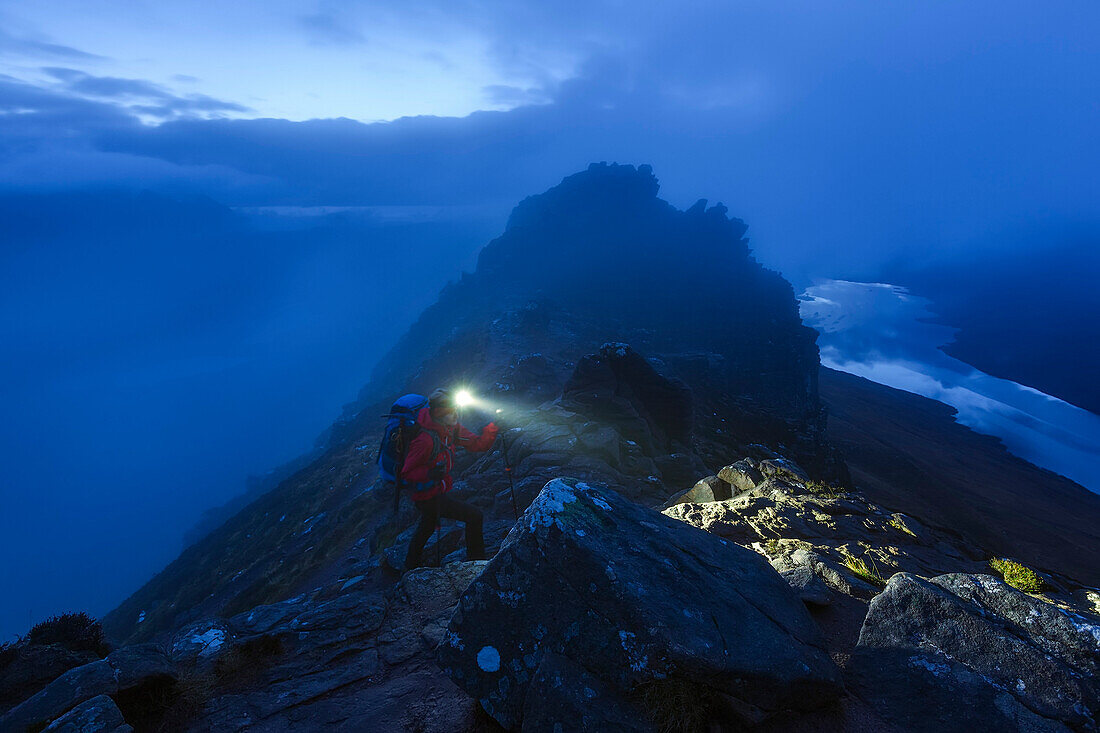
<box><xmin>820</xmin><ymin>367</ymin><xmax>1100</xmax><ymax>587</ymax></box>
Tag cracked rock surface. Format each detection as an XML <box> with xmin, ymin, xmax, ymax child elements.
<box><xmin>439</xmin><ymin>478</ymin><xmax>842</xmax><ymax>730</ymax></box>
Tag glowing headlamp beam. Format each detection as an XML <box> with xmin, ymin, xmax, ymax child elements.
<box><xmin>455</xmin><ymin>389</ymin><xmax>474</xmax><ymax>407</ymax></box>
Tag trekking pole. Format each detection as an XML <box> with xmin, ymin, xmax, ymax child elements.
<box><xmin>499</xmin><ymin>429</ymin><xmax>519</xmax><ymax>521</ymax></box>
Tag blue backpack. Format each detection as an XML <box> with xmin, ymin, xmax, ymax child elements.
<box><xmin>378</xmin><ymin>394</ymin><xmax>442</xmax><ymax>510</ymax></box>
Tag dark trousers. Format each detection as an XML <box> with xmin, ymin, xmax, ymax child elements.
<box><xmin>405</xmin><ymin>494</ymin><xmax>485</xmax><ymax>569</ymax></box>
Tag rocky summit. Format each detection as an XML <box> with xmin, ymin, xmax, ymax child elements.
<box><xmin>4</xmin><ymin>164</ymin><xmax>1099</xmax><ymax>732</ymax></box>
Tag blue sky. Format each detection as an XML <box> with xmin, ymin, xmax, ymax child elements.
<box><xmin>1</xmin><ymin>1</ymin><xmax>1098</xmax><ymax>639</ymax></box>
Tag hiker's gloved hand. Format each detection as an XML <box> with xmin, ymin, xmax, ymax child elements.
<box><xmin>427</xmin><ymin>464</ymin><xmax>447</xmax><ymax>481</ymax></box>
<box><xmin>483</xmin><ymin>422</ymin><xmax>499</xmax><ymax>438</ymax></box>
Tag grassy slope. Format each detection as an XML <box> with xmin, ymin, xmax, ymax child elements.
<box><xmin>820</xmin><ymin>367</ymin><xmax>1100</xmax><ymax>587</ymax></box>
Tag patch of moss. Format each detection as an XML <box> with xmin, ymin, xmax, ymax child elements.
<box><xmin>841</xmin><ymin>552</ymin><xmax>887</xmax><ymax>588</ymax></box>
<box><xmin>989</xmin><ymin>558</ymin><xmax>1044</xmax><ymax>593</ymax></box>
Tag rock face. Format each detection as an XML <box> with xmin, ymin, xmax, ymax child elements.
<box><xmin>168</xmin><ymin>562</ymin><xmax>488</xmax><ymax>732</ymax></box>
<box><xmin>43</xmin><ymin>694</ymin><xmax>131</xmax><ymax>733</ymax></box>
<box><xmin>0</xmin><ymin>643</ymin><xmax>100</xmax><ymax>713</ymax></box>
<box><xmin>850</xmin><ymin>573</ymin><xmax>1100</xmax><ymax>732</ymax></box>
<box><xmin>561</xmin><ymin>342</ymin><xmax>694</xmax><ymax>453</ymax></box>
<box><xmin>439</xmin><ymin>479</ymin><xmax>842</xmax><ymax>730</ymax></box>
<box><xmin>0</xmin><ymin>644</ymin><xmax>175</xmax><ymax>732</ymax></box>
<box><xmin>663</xmin><ymin>458</ymin><xmax>987</xmax><ymax>599</ymax></box>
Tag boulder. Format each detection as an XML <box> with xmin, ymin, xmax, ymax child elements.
<box><xmin>757</xmin><ymin>458</ymin><xmax>810</xmax><ymax>484</ymax></box>
<box><xmin>0</xmin><ymin>644</ymin><xmax>174</xmax><ymax>732</ymax></box>
<box><xmin>560</xmin><ymin>343</ymin><xmax>693</xmax><ymax>453</ymax></box>
<box><xmin>44</xmin><ymin>694</ymin><xmax>131</xmax><ymax>732</ymax></box>
<box><xmin>717</xmin><ymin>459</ymin><xmax>763</xmax><ymax>494</ymax></box>
<box><xmin>660</xmin><ymin>475</ymin><xmax>731</xmax><ymax>509</ymax></box>
<box><xmin>780</xmin><ymin>566</ymin><xmax>833</xmax><ymax>607</ymax></box>
<box><xmin>401</xmin><ymin>561</ymin><xmax>489</xmax><ymax>614</ymax></box>
<box><xmin>439</xmin><ymin>478</ymin><xmax>842</xmax><ymax>730</ymax></box>
<box><xmin>850</xmin><ymin>573</ymin><xmax>1099</xmax><ymax>732</ymax></box>
<box><xmin>105</xmin><ymin>644</ymin><xmax>175</xmax><ymax>689</ymax></box>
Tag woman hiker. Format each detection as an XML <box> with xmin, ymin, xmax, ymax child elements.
<box><xmin>400</xmin><ymin>388</ymin><xmax>499</xmax><ymax>569</ymax></box>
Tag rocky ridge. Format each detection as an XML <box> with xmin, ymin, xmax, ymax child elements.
<box><xmin>6</xmin><ymin>339</ymin><xmax>1098</xmax><ymax>731</ymax></box>
<box><xmin>5</xmin><ymin>164</ymin><xmax>1099</xmax><ymax>731</ymax></box>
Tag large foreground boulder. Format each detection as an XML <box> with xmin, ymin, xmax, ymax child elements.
<box><xmin>439</xmin><ymin>478</ymin><xmax>842</xmax><ymax>730</ymax></box>
<box><xmin>851</xmin><ymin>573</ymin><xmax>1100</xmax><ymax>732</ymax></box>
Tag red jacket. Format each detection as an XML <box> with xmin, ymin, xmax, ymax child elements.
<box><xmin>399</xmin><ymin>407</ymin><xmax>498</xmax><ymax>501</ymax></box>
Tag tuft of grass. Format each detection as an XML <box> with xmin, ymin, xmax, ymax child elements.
<box><xmin>805</xmin><ymin>480</ymin><xmax>845</xmax><ymax>499</ymax></box>
<box><xmin>632</xmin><ymin>678</ymin><xmax>713</xmax><ymax>733</ymax></box>
<box><xmin>841</xmin><ymin>552</ymin><xmax>887</xmax><ymax>588</ymax></box>
<box><xmin>989</xmin><ymin>558</ymin><xmax>1044</xmax><ymax>593</ymax></box>
<box><xmin>888</xmin><ymin>516</ymin><xmax>917</xmax><ymax>538</ymax></box>
<box><xmin>763</xmin><ymin>539</ymin><xmax>784</xmax><ymax>557</ymax></box>
<box><xmin>27</xmin><ymin>612</ymin><xmax>108</xmax><ymax>656</ymax></box>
